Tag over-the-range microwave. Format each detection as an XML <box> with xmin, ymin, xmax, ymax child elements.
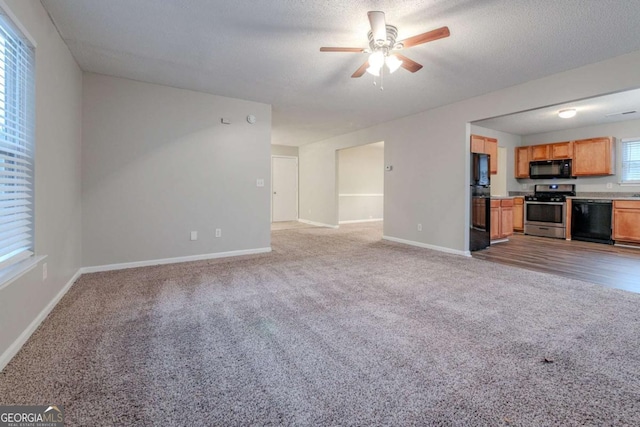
<box><xmin>529</xmin><ymin>159</ymin><xmax>573</xmax><ymax>179</ymax></box>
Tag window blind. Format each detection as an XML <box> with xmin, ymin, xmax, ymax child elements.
<box><xmin>621</xmin><ymin>139</ymin><xmax>640</xmax><ymax>183</ymax></box>
<box><xmin>0</xmin><ymin>10</ymin><xmax>35</xmax><ymax>272</ymax></box>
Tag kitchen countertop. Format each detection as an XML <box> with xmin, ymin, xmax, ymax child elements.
<box><xmin>567</xmin><ymin>196</ymin><xmax>640</xmax><ymax>201</ymax></box>
<box><xmin>510</xmin><ymin>191</ymin><xmax>640</xmax><ymax>201</ymax></box>
<box><xmin>490</xmin><ymin>196</ymin><xmax>514</xmax><ymax>200</ymax></box>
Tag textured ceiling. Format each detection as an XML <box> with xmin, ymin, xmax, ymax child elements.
<box><xmin>40</xmin><ymin>0</ymin><xmax>640</xmax><ymax>146</ymax></box>
<box><xmin>474</xmin><ymin>88</ymin><xmax>640</xmax><ymax>136</ymax></box>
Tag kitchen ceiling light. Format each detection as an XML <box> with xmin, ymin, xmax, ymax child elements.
<box><xmin>558</xmin><ymin>108</ymin><xmax>577</xmax><ymax>118</ymax></box>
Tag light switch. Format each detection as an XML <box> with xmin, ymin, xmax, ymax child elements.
<box><xmin>257</xmin><ymin>179</ymin><xmax>265</xmax><ymax>187</ymax></box>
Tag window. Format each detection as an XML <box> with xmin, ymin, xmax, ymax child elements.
<box><xmin>621</xmin><ymin>138</ymin><xmax>640</xmax><ymax>184</ymax></box>
<box><xmin>0</xmin><ymin>9</ymin><xmax>35</xmax><ymax>273</ymax></box>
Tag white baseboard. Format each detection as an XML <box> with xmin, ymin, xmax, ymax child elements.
<box><xmin>297</xmin><ymin>219</ymin><xmax>339</xmax><ymax>229</ymax></box>
<box><xmin>81</xmin><ymin>247</ymin><xmax>272</xmax><ymax>273</ymax></box>
<box><xmin>339</xmin><ymin>218</ymin><xmax>383</xmax><ymax>224</ymax></box>
<box><xmin>382</xmin><ymin>235</ymin><xmax>471</xmax><ymax>257</ymax></box>
<box><xmin>0</xmin><ymin>268</ymin><xmax>82</xmax><ymax>372</ymax></box>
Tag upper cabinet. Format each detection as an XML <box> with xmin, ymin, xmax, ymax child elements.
<box><xmin>550</xmin><ymin>141</ymin><xmax>572</xmax><ymax>159</ymax></box>
<box><xmin>470</xmin><ymin>134</ymin><xmax>498</xmax><ymax>175</ymax></box>
<box><xmin>528</xmin><ymin>141</ymin><xmax>573</xmax><ymax>161</ymax></box>
<box><xmin>515</xmin><ymin>146</ymin><xmax>530</xmax><ymax>178</ymax></box>
<box><xmin>514</xmin><ymin>137</ymin><xmax>614</xmax><ymax>178</ymax></box>
<box><xmin>573</xmin><ymin>137</ymin><xmax>614</xmax><ymax>176</ymax></box>
<box><xmin>485</xmin><ymin>138</ymin><xmax>498</xmax><ymax>175</ymax></box>
<box><xmin>530</xmin><ymin>144</ymin><xmax>550</xmax><ymax>160</ymax></box>
<box><xmin>471</xmin><ymin>134</ymin><xmax>485</xmax><ymax>153</ymax></box>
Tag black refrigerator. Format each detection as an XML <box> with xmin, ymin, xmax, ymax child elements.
<box><xmin>470</xmin><ymin>153</ymin><xmax>491</xmax><ymax>251</ymax></box>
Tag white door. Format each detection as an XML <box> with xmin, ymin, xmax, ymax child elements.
<box><xmin>272</xmin><ymin>156</ymin><xmax>298</xmax><ymax>222</ymax></box>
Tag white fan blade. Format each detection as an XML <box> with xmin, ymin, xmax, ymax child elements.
<box><xmin>368</xmin><ymin>11</ymin><xmax>386</xmax><ymax>46</ymax></box>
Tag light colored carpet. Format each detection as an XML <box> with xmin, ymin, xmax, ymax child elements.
<box><xmin>1</xmin><ymin>222</ymin><xmax>639</xmax><ymax>426</ymax></box>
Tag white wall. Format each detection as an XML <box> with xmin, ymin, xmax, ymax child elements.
<box><xmin>299</xmin><ymin>50</ymin><xmax>640</xmax><ymax>255</ymax></box>
<box><xmin>271</xmin><ymin>144</ymin><xmax>298</xmax><ymax>157</ymax></box>
<box><xmin>82</xmin><ymin>73</ymin><xmax>272</xmax><ymax>267</ymax></box>
<box><xmin>338</xmin><ymin>143</ymin><xmax>384</xmax><ymax>222</ymax></box>
<box><xmin>519</xmin><ymin>118</ymin><xmax>640</xmax><ymax>192</ymax></box>
<box><xmin>0</xmin><ymin>1</ymin><xmax>82</xmax><ymax>366</ymax></box>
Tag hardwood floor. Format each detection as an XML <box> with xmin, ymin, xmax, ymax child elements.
<box><xmin>472</xmin><ymin>233</ymin><xmax>640</xmax><ymax>293</ymax></box>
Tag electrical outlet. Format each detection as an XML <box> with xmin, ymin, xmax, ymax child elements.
<box><xmin>256</xmin><ymin>179</ymin><xmax>264</xmax><ymax>187</ymax></box>
<box><xmin>522</xmin><ymin>184</ymin><xmax>528</xmax><ymax>190</ymax></box>
<box><xmin>215</xmin><ymin>228</ymin><xmax>222</xmax><ymax>238</ymax></box>
<box><xmin>417</xmin><ymin>223</ymin><xmax>422</xmax><ymax>232</ymax></box>
<box><xmin>190</xmin><ymin>231</ymin><xmax>198</xmax><ymax>241</ymax></box>
<box><xmin>606</xmin><ymin>182</ymin><xmax>613</xmax><ymax>189</ymax></box>
<box><xmin>42</xmin><ymin>263</ymin><xmax>47</xmax><ymax>281</ymax></box>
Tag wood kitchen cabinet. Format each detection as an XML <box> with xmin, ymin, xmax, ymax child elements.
<box><xmin>513</xmin><ymin>196</ymin><xmax>524</xmax><ymax>232</ymax></box>
<box><xmin>529</xmin><ymin>142</ymin><xmax>573</xmax><ymax>160</ymax></box>
<box><xmin>471</xmin><ymin>135</ymin><xmax>485</xmax><ymax>154</ymax></box>
<box><xmin>613</xmin><ymin>200</ymin><xmax>640</xmax><ymax>243</ymax></box>
<box><xmin>515</xmin><ymin>137</ymin><xmax>613</xmax><ymax>179</ymax></box>
<box><xmin>490</xmin><ymin>200</ymin><xmax>500</xmax><ymax>240</ymax></box>
<box><xmin>530</xmin><ymin>144</ymin><xmax>550</xmax><ymax>161</ymax></box>
<box><xmin>490</xmin><ymin>198</ymin><xmax>514</xmax><ymax>240</ymax></box>
<box><xmin>485</xmin><ymin>138</ymin><xmax>498</xmax><ymax>175</ymax></box>
<box><xmin>515</xmin><ymin>146</ymin><xmax>530</xmax><ymax>178</ymax></box>
<box><xmin>471</xmin><ymin>134</ymin><xmax>498</xmax><ymax>175</ymax></box>
<box><xmin>573</xmin><ymin>137</ymin><xmax>614</xmax><ymax>176</ymax></box>
<box><xmin>501</xmin><ymin>201</ymin><xmax>514</xmax><ymax>236</ymax></box>
<box><xmin>550</xmin><ymin>141</ymin><xmax>573</xmax><ymax>159</ymax></box>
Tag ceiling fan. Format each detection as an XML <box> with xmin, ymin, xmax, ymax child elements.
<box><xmin>320</xmin><ymin>11</ymin><xmax>450</xmax><ymax>81</ymax></box>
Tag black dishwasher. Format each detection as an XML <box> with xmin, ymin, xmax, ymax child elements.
<box><xmin>571</xmin><ymin>199</ymin><xmax>613</xmax><ymax>244</ymax></box>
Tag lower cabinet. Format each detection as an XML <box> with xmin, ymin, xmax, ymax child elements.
<box><xmin>490</xmin><ymin>198</ymin><xmax>514</xmax><ymax>240</ymax></box>
<box><xmin>613</xmin><ymin>201</ymin><xmax>640</xmax><ymax>243</ymax></box>
<box><xmin>490</xmin><ymin>200</ymin><xmax>500</xmax><ymax>240</ymax></box>
<box><xmin>513</xmin><ymin>197</ymin><xmax>524</xmax><ymax>232</ymax></box>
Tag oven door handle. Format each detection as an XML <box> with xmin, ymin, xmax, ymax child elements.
<box><xmin>525</xmin><ymin>201</ymin><xmax>565</xmax><ymax>206</ymax></box>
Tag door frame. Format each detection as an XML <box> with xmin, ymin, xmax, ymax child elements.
<box><xmin>271</xmin><ymin>155</ymin><xmax>299</xmax><ymax>222</ymax></box>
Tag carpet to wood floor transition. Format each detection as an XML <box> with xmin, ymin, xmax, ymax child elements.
<box><xmin>1</xmin><ymin>222</ymin><xmax>639</xmax><ymax>426</ymax></box>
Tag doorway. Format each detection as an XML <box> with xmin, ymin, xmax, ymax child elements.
<box><xmin>337</xmin><ymin>141</ymin><xmax>384</xmax><ymax>225</ymax></box>
<box><xmin>272</xmin><ymin>156</ymin><xmax>298</xmax><ymax>222</ymax></box>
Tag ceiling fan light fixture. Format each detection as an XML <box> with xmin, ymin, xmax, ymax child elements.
<box><xmin>558</xmin><ymin>108</ymin><xmax>577</xmax><ymax>118</ymax></box>
<box><xmin>368</xmin><ymin>51</ymin><xmax>385</xmax><ymax>69</ymax></box>
<box><xmin>366</xmin><ymin>65</ymin><xmax>380</xmax><ymax>77</ymax></box>
<box><xmin>385</xmin><ymin>54</ymin><xmax>402</xmax><ymax>73</ymax></box>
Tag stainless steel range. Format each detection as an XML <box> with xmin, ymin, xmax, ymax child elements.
<box><xmin>524</xmin><ymin>184</ymin><xmax>576</xmax><ymax>239</ymax></box>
